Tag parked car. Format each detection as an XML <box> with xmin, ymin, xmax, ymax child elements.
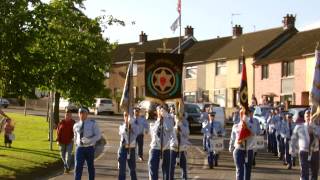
<box><xmin>89</xmin><ymin>98</ymin><xmax>114</xmax><ymax>115</ymax></box>
<box><xmin>138</xmin><ymin>100</ymin><xmax>161</xmax><ymax>120</ymax></box>
<box><xmin>288</xmin><ymin>107</ymin><xmax>308</xmax><ymax>123</ymax></box>
<box><xmin>55</xmin><ymin>98</ymin><xmax>78</xmax><ymax>112</ymax></box>
<box><xmin>196</xmin><ymin>102</ymin><xmax>220</xmax><ymax>111</ymax></box>
<box><xmin>211</xmin><ymin>107</ymin><xmax>226</xmax><ymax>128</ymax></box>
<box><xmin>253</xmin><ymin>105</ymin><xmax>272</xmax><ymax>131</ymax></box>
<box><xmin>184</xmin><ymin>103</ymin><xmax>202</xmax><ymax>134</ymax></box>
<box><xmin>0</xmin><ymin>98</ymin><xmax>9</xmax><ymax>108</ymax></box>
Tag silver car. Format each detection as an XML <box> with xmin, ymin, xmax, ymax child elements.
<box><xmin>0</xmin><ymin>98</ymin><xmax>9</xmax><ymax>108</ymax></box>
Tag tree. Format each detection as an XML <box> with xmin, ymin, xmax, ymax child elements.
<box><xmin>0</xmin><ymin>0</ymin><xmax>43</xmax><ymax>98</ymax></box>
<box><xmin>33</xmin><ymin>0</ymin><xmax>118</xmax><ymax>124</ymax></box>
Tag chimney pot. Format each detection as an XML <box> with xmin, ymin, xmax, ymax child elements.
<box><xmin>232</xmin><ymin>24</ymin><xmax>243</xmax><ymax>38</ymax></box>
<box><xmin>283</xmin><ymin>14</ymin><xmax>296</xmax><ymax>30</ymax></box>
<box><xmin>139</xmin><ymin>31</ymin><xmax>147</xmax><ymax>44</ymax></box>
<box><xmin>184</xmin><ymin>25</ymin><xmax>194</xmax><ymax>37</ymax></box>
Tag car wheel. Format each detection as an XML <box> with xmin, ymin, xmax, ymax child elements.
<box><xmin>94</xmin><ymin>109</ymin><xmax>99</xmax><ymax>115</ymax></box>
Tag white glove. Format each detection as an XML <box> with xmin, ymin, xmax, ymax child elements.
<box><xmin>81</xmin><ymin>137</ymin><xmax>91</xmax><ymax>144</ymax></box>
<box><xmin>229</xmin><ymin>146</ymin><xmax>234</xmax><ymax>153</ymax></box>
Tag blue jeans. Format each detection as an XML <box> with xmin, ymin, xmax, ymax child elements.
<box><xmin>59</xmin><ymin>143</ymin><xmax>73</xmax><ymax>169</ymax></box>
<box><xmin>118</xmin><ymin>147</ymin><xmax>137</xmax><ymax>180</ymax></box>
<box><xmin>136</xmin><ymin>134</ymin><xmax>144</xmax><ymax>158</ymax></box>
<box><xmin>74</xmin><ymin>146</ymin><xmax>95</xmax><ymax>180</ymax></box>
<box><xmin>148</xmin><ymin>149</ymin><xmax>170</xmax><ymax>180</ymax></box>
<box><xmin>169</xmin><ymin>150</ymin><xmax>187</xmax><ymax>180</ymax></box>
<box><xmin>233</xmin><ymin>149</ymin><xmax>253</xmax><ymax>180</ymax></box>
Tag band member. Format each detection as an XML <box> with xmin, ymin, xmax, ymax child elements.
<box><xmin>169</xmin><ymin>114</ymin><xmax>190</xmax><ymax>180</ymax></box>
<box><xmin>134</xmin><ymin>107</ymin><xmax>149</xmax><ymax>161</ymax></box>
<box><xmin>203</xmin><ymin>112</ymin><xmax>225</xmax><ymax>168</ymax></box>
<box><xmin>274</xmin><ymin>108</ymin><xmax>284</xmax><ymax>160</ymax></box>
<box><xmin>73</xmin><ymin>107</ymin><xmax>101</xmax><ymax>180</ymax></box>
<box><xmin>148</xmin><ymin>106</ymin><xmax>174</xmax><ymax>180</ymax></box>
<box><xmin>267</xmin><ymin>109</ymin><xmax>278</xmax><ymax>156</ymax></box>
<box><xmin>229</xmin><ymin>107</ymin><xmax>257</xmax><ymax>180</ymax></box>
<box><xmin>200</xmin><ymin>106</ymin><xmax>210</xmax><ymax>151</ymax></box>
<box><xmin>118</xmin><ymin>111</ymin><xmax>139</xmax><ymax>180</ymax></box>
<box><xmin>250</xmin><ymin>107</ymin><xmax>262</xmax><ymax>167</ymax></box>
<box><xmin>291</xmin><ymin>109</ymin><xmax>320</xmax><ymax>180</ymax></box>
<box><xmin>282</xmin><ymin>113</ymin><xmax>295</xmax><ymax>169</ymax></box>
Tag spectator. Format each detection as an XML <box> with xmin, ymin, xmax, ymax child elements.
<box><xmin>4</xmin><ymin>118</ymin><xmax>14</xmax><ymax>148</ymax></box>
<box><xmin>56</xmin><ymin>109</ymin><xmax>76</xmax><ymax>174</ymax></box>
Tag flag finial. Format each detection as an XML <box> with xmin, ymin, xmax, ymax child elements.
<box><xmin>241</xmin><ymin>46</ymin><xmax>245</xmax><ymax>56</ymax></box>
<box><xmin>129</xmin><ymin>48</ymin><xmax>135</xmax><ymax>56</ymax></box>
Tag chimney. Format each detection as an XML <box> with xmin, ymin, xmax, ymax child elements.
<box><xmin>232</xmin><ymin>25</ymin><xmax>243</xmax><ymax>38</ymax></box>
<box><xmin>282</xmin><ymin>14</ymin><xmax>296</xmax><ymax>30</ymax></box>
<box><xmin>139</xmin><ymin>31</ymin><xmax>147</xmax><ymax>44</ymax></box>
<box><xmin>185</xmin><ymin>26</ymin><xmax>194</xmax><ymax>37</ymax></box>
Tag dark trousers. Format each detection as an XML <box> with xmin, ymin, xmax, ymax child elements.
<box><xmin>233</xmin><ymin>149</ymin><xmax>254</xmax><ymax>180</ymax></box>
<box><xmin>169</xmin><ymin>150</ymin><xmax>187</xmax><ymax>180</ymax></box>
<box><xmin>267</xmin><ymin>132</ymin><xmax>272</xmax><ymax>152</ymax></box>
<box><xmin>279</xmin><ymin>137</ymin><xmax>285</xmax><ymax>160</ymax></box>
<box><xmin>75</xmin><ymin>146</ymin><xmax>95</xmax><ymax>180</ymax></box>
<box><xmin>284</xmin><ymin>138</ymin><xmax>292</xmax><ymax>166</ymax></box>
<box><xmin>148</xmin><ymin>149</ymin><xmax>170</xmax><ymax>180</ymax></box>
<box><xmin>136</xmin><ymin>134</ymin><xmax>144</xmax><ymax>158</ymax></box>
<box><xmin>310</xmin><ymin>151</ymin><xmax>319</xmax><ymax>180</ymax></box>
<box><xmin>203</xmin><ymin>135</ymin><xmax>207</xmax><ymax>151</ymax></box>
<box><xmin>270</xmin><ymin>131</ymin><xmax>277</xmax><ymax>155</ymax></box>
<box><xmin>118</xmin><ymin>147</ymin><xmax>137</xmax><ymax>180</ymax></box>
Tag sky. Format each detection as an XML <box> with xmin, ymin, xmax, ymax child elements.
<box><xmin>65</xmin><ymin>0</ymin><xmax>320</xmax><ymax>44</ymax></box>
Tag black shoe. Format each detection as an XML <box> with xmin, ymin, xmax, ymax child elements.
<box><xmin>209</xmin><ymin>165</ymin><xmax>214</xmax><ymax>169</ymax></box>
<box><xmin>287</xmin><ymin>164</ymin><xmax>292</xmax><ymax>170</ymax></box>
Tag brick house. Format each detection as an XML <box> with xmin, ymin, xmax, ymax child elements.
<box><xmin>254</xmin><ymin>27</ymin><xmax>320</xmax><ymax>106</ymax></box>
<box><xmin>205</xmin><ymin>14</ymin><xmax>297</xmax><ymax>108</ymax></box>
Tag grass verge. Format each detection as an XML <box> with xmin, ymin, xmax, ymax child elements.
<box><xmin>0</xmin><ymin>113</ymin><xmax>61</xmax><ymax>179</ymax></box>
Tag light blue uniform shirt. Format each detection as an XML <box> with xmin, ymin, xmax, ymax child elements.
<box><xmin>119</xmin><ymin>119</ymin><xmax>139</xmax><ymax>147</ymax></box>
<box><xmin>290</xmin><ymin>122</ymin><xmax>320</xmax><ymax>154</ymax></box>
<box><xmin>149</xmin><ymin>115</ymin><xmax>174</xmax><ymax>150</ymax></box>
<box><xmin>73</xmin><ymin>119</ymin><xmax>101</xmax><ymax>147</ymax></box>
<box><xmin>134</xmin><ymin>116</ymin><xmax>149</xmax><ymax>135</ymax></box>
<box><xmin>229</xmin><ymin>116</ymin><xmax>257</xmax><ymax>151</ymax></box>
<box><xmin>170</xmin><ymin>119</ymin><xmax>190</xmax><ymax>152</ymax></box>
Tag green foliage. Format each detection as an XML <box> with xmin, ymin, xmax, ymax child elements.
<box><xmin>0</xmin><ymin>113</ymin><xmax>60</xmax><ymax>178</ymax></box>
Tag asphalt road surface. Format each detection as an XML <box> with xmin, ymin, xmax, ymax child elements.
<box><xmin>3</xmin><ymin>107</ymin><xmax>308</xmax><ymax>179</ymax></box>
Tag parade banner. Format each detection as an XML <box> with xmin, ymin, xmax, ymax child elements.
<box><xmin>311</xmin><ymin>48</ymin><xmax>320</xmax><ymax>107</ymax></box>
<box><xmin>145</xmin><ymin>53</ymin><xmax>183</xmax><ymax>102</ymax></box>
<box><xmin>120</xmin><ymin>55</ymin><xmax>134</xmax><ymax>113</ymax></box>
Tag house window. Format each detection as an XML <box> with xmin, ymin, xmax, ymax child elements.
<box><xmin>184</xmin><ymin>92</ymin><xmax>196</xmax><ymax>103</ymax></box>
<box><xmin>238</xmin><ymin>59</ymin><xmax>243</xmax><ymax>73</ymax></box>
<box><xmin>216</xmin><ymin>61</ymin><xmax>226</xmax><ymax>75</ymax></box>
<box><xmin>261</xmin><ymin>65</ymin><xmax>269</xmax><ymax>79</ymax></box>
<box><xmin>282</xmin><ymin>61</ymin><xmax>294</xmax><ymax>77</ymax></box>
<box><xmin>133</xmin><ymin>64</ymin><xmax>138</xmax><ymax>76</ymax></box>
<box><xmin>185</xmin><ymin>66</ymin><xmax>197</xmax><ymax>79</ymax></box>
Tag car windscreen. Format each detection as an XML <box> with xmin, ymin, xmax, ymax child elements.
<box><xmin>185</xmin><ymin>104</ymin><xmax>201</xmax><ymax>113</ymax></box>
<box><xmin>100</xmin><ymin>100</ymin><xmax>112</xmax><ymax>104</ymax></box>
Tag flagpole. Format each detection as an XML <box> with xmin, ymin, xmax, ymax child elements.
<box><xmin>178</xmin><ymin>2</ymin><xmax>182</xmax><ymax>54</ymax></box>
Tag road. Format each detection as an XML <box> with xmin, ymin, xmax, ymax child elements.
<box><xmin>3</xmin><ymin>107</ymin><xmax>304</xmax><ymax>179</ymax></box>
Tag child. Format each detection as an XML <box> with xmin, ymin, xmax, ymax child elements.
<box><xmin>4</xmin><ymin>118</ymin><xmax>14</xmax><ymax>148</ymax></box>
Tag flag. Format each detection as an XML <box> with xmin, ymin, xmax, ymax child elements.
<box><xmin>311</xmin><ymin>49</ymin><xmax>320</xmax><ymax>108</ymax></box>
<box><xmin>239</xmin><ymin>55</ymin><xmax>249</xmax><ymax>112</ymax></box>
<box><xmin>177</xmin><ymin>0</ymin><xmax>181</xmax><ymax>15</ymax></box>
<box><xmin>145</xmin><ymin>53</ymin><xmax>183</xmax><ymax>102</ymax></box>
<box><xmin>237</xmin><ymin>53</ymin><xmax>252</xmax><ymax>144</ymax></box>
<box><xmin>120</xmin><ymin>57</ymin><xmax>134</xmax><ymax>113</ymax></box>
<box><xmin>170</xmin><ymin>15</ymin><xmax>180</xmax><ymax>32</ymax></box>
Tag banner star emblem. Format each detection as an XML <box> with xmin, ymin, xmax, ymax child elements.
<box><xmin>155</xmin><ymin>69</ymin><xmax>173</xmax><ymax>91</ymax></box>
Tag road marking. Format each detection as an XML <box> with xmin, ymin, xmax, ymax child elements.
<box><xmin>194</xmin><ymin>146</ymin><xmax>206</xmax><ymax>156</ymax></box>
<box><xmin>192</xmin><ymin>176</ymin><xmax>200</xmax><ymax>180</ymax></box>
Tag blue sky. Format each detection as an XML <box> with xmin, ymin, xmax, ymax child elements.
<box><xmin>79</xmin><ymin>0</ymin><xmax>320</xmax><ymax>43</ymax></box>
